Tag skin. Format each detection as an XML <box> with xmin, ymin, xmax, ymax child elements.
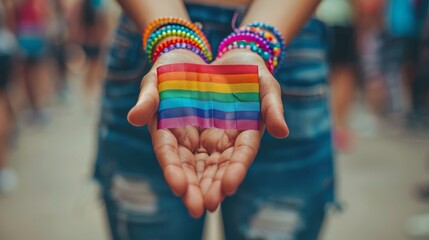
<box><xmin>120</xmin><ymin>0</ymin><xmax>321</xmax><ymax>217</ymax></box>
<box><xmin>128</xmin><ymin>49</ymin><xmax>287</xmax><ymax>217</ymax></box>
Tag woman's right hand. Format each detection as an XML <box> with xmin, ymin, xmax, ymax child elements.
<box><xmin>127</xmin><ymin>50</ymin><xmax>208</xmax><ymax>218</ymax></box>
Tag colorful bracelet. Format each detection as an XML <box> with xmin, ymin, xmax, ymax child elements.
<box><xmin>218</xmin><ymin>41</ymin><xmax>274</xmax><ymax>72</ymax></box>
<box><xmin>151</xmin><ymin>38</ymin><xmax>210</xmax><ymax>64</ymax></box>
<box><xmin>143</xmin><ymin>17</ymin><xmax>212</xmax><ymax>65</ymax></box>
<box><xmin>146</xmin><ymin>25</ymin><xmax>210</xmax><ymax>58</ymax></box>
<box><xmin>216</xmin><ymin>22</ymin><xmax>285</xmax><ymax>73</ymax></box>
<box><xmin>143</xmin><ymin>17</ymin><xmax>211</xmax><ymax>52</ymax></box>
<box><xmin>248</xmin><ymin>22</ymin><xmax>285</xmax><ymax>50</ymax></box>
<box><xmin>218</xmin><ymin>32</ymin><xmax>273</xmax><ymax>55</ymax></box>
<box><xmin>245</xmin><ymin>22</ymin><xmax>286</xmax><ymax>66</ymax></box>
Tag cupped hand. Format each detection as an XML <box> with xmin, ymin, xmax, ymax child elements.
<box><xmin>128</xmin><ymin>50</ymin><xmax>207</xmax><ymax>218</ymax></box>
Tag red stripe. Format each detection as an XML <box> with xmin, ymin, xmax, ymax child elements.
<box><xmin>157</xmin><ymin>63</ymin><xmax>259</xmax><ymax>75</ymax></box>
<box><xmin>157</xmin><ymin>116</ymin><xmax>260</xmax><ymax>130</ymax></box>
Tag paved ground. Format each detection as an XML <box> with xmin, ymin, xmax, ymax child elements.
<box><xmin>0</xmin><ymin>78</ymin><xmax>428</xmax><ymax>240</ymax></box>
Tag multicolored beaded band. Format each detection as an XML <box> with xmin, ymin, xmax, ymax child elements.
<box><xmin>151</xmin><ymin>38</ymin><xmax>210</xmax><ymax>64</ymax></box>
<box><xmin>143</xmin><ymin>17</ymin><xmax>211</xmax><ymax>51</ymax></box>
<box><xmin>237</xmin><ymin>27</ymin><xmax>284</xmax><ymax>65</ymax></box>
<box><xmin>218</xmin><ymin>41</ymin><xmax>274</xmax><ymax>73</ymax></box>
<box><xmin>145</xmin><ymin>25</ymin><xmax>208</xmax><ymax>50</ymax></box>
<box><xmin>245</xmin><ymin>22</ymin><xmax>285</xmax><ymax>66</ymax></box>
<box><xmin>218</xmin><ymin>32</ymin><xmax>273</xmax><ymax>55</ymax></box>
<box><xmin>143</xmin><ymin>17</ymin><xmax>212</xmax><ymax>64</ymax></box>
<box><xmin>216</xmin><ymin>22</ymin><xmax>285</xmax><ymax>73</ymax></box>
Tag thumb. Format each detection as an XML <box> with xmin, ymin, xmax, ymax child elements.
<box><xmin>127</xmin><ymin>70</ymin><xmax>160</xmax><ymax>126</ymax></box>
<box><xmin>259</xmin><ymin>68</ymin><xmax>289</xmax><ymax>138</ymax></box>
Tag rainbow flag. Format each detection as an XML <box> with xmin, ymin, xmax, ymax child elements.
<box><xmin>157</xmin><ymin>63</ymin><xmax>260</xmax><ymax>130</ymax></box>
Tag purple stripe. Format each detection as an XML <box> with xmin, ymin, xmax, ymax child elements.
<box><xmin>158</xmin><ymin>107</ymin><xmax>260</xmax><ymax>120</ymax></box>
<box><xmin>158</xmin><ymin>116</ymin><xmax>260</xmax><ymax>130</ymax></box>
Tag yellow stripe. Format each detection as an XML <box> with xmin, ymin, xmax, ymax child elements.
<box><xmin>158</xmin><ymin>81</ymin><xmax>259</xmax><ymax>93</ymax></box>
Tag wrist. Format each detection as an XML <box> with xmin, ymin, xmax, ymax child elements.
<box><xmin>153</xmin><ymin>49</ymin><xmax>206</xmax><ymax>65</ymax></box>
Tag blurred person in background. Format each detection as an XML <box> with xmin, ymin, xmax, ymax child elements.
<box><xmin>48</xmin><ymin>0</ymin><xmax>70</xmax><ymax>104</ymax></box>
<box><xmin>74</xmin><ymin>0</ymin><xmax>109</xmax><ymax>98</ymax></box>
<box><xmin>0</xmin><ymin>0</ymin><xmax>18</xmax><ymax>194</ymax></box>
<box><xmin>409</xmin><ymin>7</ymin><xmax>429</xmax><ymax>128</ymax></box>
<box><xmin>355</xmin><ymin>0</ymin><xmax>387</xmax><ymax>118</ymax></box>
<box><xmin>317</xmin><ymin>0</ymin><xmax>357</xmax><ymax>151</ymax></box>
<box><xmin>406</xmin><ymin>7</ymin><xmax>429</xmax><ymax>238</ymax></box>
<box><xmin>384</xmin><ymin>0</ymin><xmax>429</xmax><ymax>121</ymax></box>
<box><xmin>13</xmin><ymin>0</ymin><xmax>52</xmax><ymax>124</ymax></box>
<box><xmin>94</xmin><ymin>0</ymin><xmax>335</xmax><ymax>239</ymax></box>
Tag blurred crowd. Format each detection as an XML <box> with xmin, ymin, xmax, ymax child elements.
<box><xmin>318</xmin><ymin>0</ymin><xmax>429</xmax><ymax>151</ymax></box>
<box><xmin>0</xmin><ymin>0</ymin><xmax>114</xmax><ymax>193</ymax></box>
<box><xmin>0</xmin><ymin>0</ymin><xmax>428</xmax><ymax>237</ymax></box>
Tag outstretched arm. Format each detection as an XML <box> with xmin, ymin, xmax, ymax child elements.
<box><xmin>116</xmin><ymin>0</ymin><xmax>189</xmax><ymax>31</ymax></box>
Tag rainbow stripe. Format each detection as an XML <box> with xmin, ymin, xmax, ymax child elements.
<box><xmin>157</xmin><ymin>63</ymin><xmax>260</xmax><ymax>130</ymax></box>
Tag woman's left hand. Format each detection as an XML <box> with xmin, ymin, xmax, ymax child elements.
<box><xmin>201</xmin><ymin>49</ymin><xmax>289</xmax><ymax>211</ymax></box>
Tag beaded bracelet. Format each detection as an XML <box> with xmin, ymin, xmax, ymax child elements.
<box><xmin>248</xmin><ymin>22</ymin><xmax>285</xmax><ymax>50</ymax></box>
<box><xmin>143</xmin><ymin>17</ymin><xmax>211</xmax><ymax>52</ymax></box>
<box><xmin>146</xmin><ymin>25</ymin><xmax>211</xmax><ymax>58</ymax></box>
<box><xmin>143</xmin><ymin>17</ymin><xmax>212</xmax><ymax>64</ymax></box>
<box><xmin>248</xmin><ymin>23</ymin><xmax>285</xmax><ymax>66</ymax></box>
<box><xmin>217</xmin><ymin>41</ymin><xmax>274</xmax><ymax>72</ymax></box>
<box><xmin>151</xmin><ymin>38</ymin><xmax>210</xmax><ymax>64</ymax></box>
<box><xmin>218</xmin><ymin>32</ymin><xmax>273</xmax><ymax>55</ymax></box>
<box><xmin>216</xmin><ymin>22</ymin><xmax>285</xmax><ymax>73</ymax></box>
<box><xmin>217</xmin><ymin>31</ymin><xmax>275</xmax><ymax>71</ymax></box>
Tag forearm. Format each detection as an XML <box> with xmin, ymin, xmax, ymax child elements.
<box><xmin>241</xmin><ymin>0</ymin><xmax>321</xmax><ymax>43</ymax></box>
<box><xmin>116</xmin><ymin>0</ymin><xmax>189</xmax><ymax>31</ymax></box>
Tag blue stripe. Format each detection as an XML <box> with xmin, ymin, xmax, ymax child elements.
<box><xmin>158</xmin><ymin>107</ymin><xmax>260</xmax><ymax>120</ymax></box>
<box><xmin>158</xmin><ymin>98</ymin><xmax>260</xmax><ymax>112</ymax></box>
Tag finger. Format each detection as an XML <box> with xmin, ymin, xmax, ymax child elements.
<box><xmin>183</xmin><ymin>184</ymin><xmax>205</xmax><ymax>218</ymax></box>
<box><xmin>204</xmin><ymin>149</ymin><xmax>233</xmax><ymax>211</ymax></box>
<box><xmin>259</xmin><ymin>68</ymin><xmax>289</xmax><ymax>138</ymax></box>
<box><xmin>149</xmin><ymin>124</ymin><xmax>188</xmax><ymax>196</ymax></box>
<box><xmin>204</xmin><ymin>180</ymin><xmax>223</xmax><ymax>212</ymax></box>
<box><xmin>178</xmin><ymin>146</ymin><xmax>205</xmax><ymax>218</ymax></box>
<box><xmin>195</xmin><ymin>152</ymin><xmax>208</xmax><ymax>181</ymax></box>
<box><xmin>221</xmin><ymin>130</ymin><xmax>260</xmax><ymax>196</ymax></box>
<box><xmin>128</xmin><ymin>70</ymin><xmax>159</xmax><ymax>127</ymax></box>
<box><xmin>199</xmin><ymin>152</ymin><xmax>221</xmax><ymax>194</ymax></box>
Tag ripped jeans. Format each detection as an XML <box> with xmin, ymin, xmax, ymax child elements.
<box><xmin>95</xmin><ymin>3</ymin><xmax>335</xmax><ymax>240</ymax></box>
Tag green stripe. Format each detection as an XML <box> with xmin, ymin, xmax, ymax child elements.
<box><xmin>160</xmin><ymin>90</ymin><xmax>259</xmax><ymax>103</ymax></box>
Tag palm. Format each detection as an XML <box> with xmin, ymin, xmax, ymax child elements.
<box><xmin>148</xmin><ymin>124</ymin><xmax>206</xmax><ymax>217</ymax></box>
<box><xmin>129</xmin><ymin>49</ymin><xmax>288</xmax><ymax>217</ymax></box>
<box><xmin>198</xmin><ymin>128</ymin><xmax>260</xmax><ymax>211</ymax></box>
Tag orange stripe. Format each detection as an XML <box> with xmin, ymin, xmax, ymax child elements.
<box><xmin>158</xmin><ymin>72</ymin><xmax>259</xmax><ymax>84</ymax></box>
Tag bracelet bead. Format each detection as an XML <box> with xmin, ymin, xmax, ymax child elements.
<box><xmin>216</xmin><ymin>22</ymin><xmax>285</xmax><ymax>73</ymax></box>
<box><xmin>143</xmin><ymin>17</ymin><xmax>213</xmax><ymax>65</ymax></box>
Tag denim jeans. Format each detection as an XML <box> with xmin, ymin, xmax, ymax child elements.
<box><xmin>95</xmin><ymin>3</ymin><xmax>335</xmax><ymax>240</ymax></box>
